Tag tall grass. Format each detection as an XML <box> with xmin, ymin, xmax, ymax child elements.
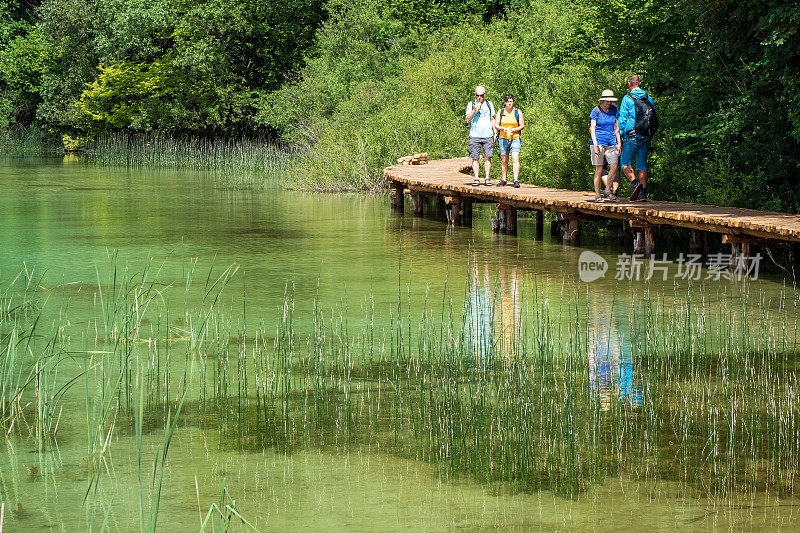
<box><xmin>85</xmin><ymin>133</ymin><xmax>300</xmax><ymax>189</ymax></box>
<box><xmin>0</xmin><ymin>128</ymin><xmax>62</xmax><ymax>156</ymax></box>
<box><xmin>5</xmin><ymin>258</ymin><xmax>800</xmax><ymax>529</ymax></box>
<box><xmin>203</xmin><ymin>275</ymin><xmax>800</xmax><ymax>499</ymax></box>
<box><xmin>0</xmin><ymin>266</ymin><xmax>68</xmax><ymax>443</ymax></box>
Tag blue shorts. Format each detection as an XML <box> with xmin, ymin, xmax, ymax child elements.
<box><xmin>620</xmin><ymin>135</ymin><xmax>650</xmax><ymax>171</ymax></box>
<box><xmin>498</xmin><ymin>137</ymin><xmax>521</xmax><ymax>156</ymax></box>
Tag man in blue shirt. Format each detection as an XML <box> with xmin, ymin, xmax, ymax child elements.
<box><xmin>465</xmin><ymin>85</ymin><xmax>496</xmax><ymax>186</ymax></box>
<box><xmin>618</xmin><ymin>75</ymin><xmax>655</xmax><ymax>201</ymax></box>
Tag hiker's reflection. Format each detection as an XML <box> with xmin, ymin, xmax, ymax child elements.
<box><xmin>464</xmin><ymin>261</ymin><xmax>521</xmax><ymax>360</ymax></box>
<box><xmin>589</xmin><ymin>317</ymin><xmax>641</xmax><ymax>409</ymax></box>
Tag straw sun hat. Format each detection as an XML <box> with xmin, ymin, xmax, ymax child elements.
<box><xmin>598</xmin><ymin>89</ymin><xmax>618</xmax><ymax>102</ymax></box>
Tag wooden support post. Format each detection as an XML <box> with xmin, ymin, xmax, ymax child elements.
<box><xmin>792</xmin><ymin>244</ymin><xmax>800</xmax><ymax>278</ymax></box>
<box><xmin>461</xmin><ymin>199</ymin><xmax>473</xmax><ymax>226</ymax></box>
<box><xmin>411</xmin><ymin>193</ymin><xmax>424</xmax><ymax>217</ymax></box>
<box><xmin>463</xmin><ymin>201</ymin><xmax>473</xmax><ymax>219</ymax></box>
<box><xmin>498</xmin><ymin>205</ymin><xmax>517</xmax><ymax>235</ymax></box>
<box><xmin>535</xmin><ymin>210</ymin><xmax>544</xmax><ymax>239</ymax></box>
<box><xmin>690</xmin><ymin>229</ymin><xmax>702</xmax><ymax>255</ymax></box>
<box><xmin>630</xmin><ymin>220</ymin><xmax>655</xmax><ymax>257</ymax></box>
<box><xmin>633</xmin><ymin>230</ymin><xmax>645</xmax><ymax>255</ymax></box>
<box><xmin>723</xmin><ymin>235</ymin><xmax>755</xmax><ymax>272</ymax></box>
<box><xmin>452</xmin><ymin>204</ymin><xmax>462</xmax><ymax>226</ymax></box>
<box><xmin>391</xmin><ymin>181</ymin><xmax>404</xmax><ymax>211</ymax></box>
<box><xmin>561</xmin><ymin>214</ymin><xmax>580</xmax><ymax>245</ymax></box>
<box><xmin>644</xmin><ymin>227</ymin><xmax>655</xmax><ymax>258</ymax></box>
<box><xmin>618</xmin><ymin>222</ymin><xmax>631</xmax><ymax>247</ymax></box>
<box><xmin>506</xmin><ymin>208</ymin><xmax>517</xmax><ymax>235</ymax></box>
<box><xmin>550</xmin><ymin>217</ymin><xmax>560</xmax><ymax>237</ymax></box>
<box><xmin>437</xmin><ymin>195</ymin><xmax>447</xmax><ymax>214</ymax></box>
<box><xmin>690</xmin><ymin>229</ymin><xmax>711</xmax><ymax>258</ymax></box>
<box><xmin>444</xmin><ymin>196</ymin><xmax>466</xmax><ymax>226</ymax></box>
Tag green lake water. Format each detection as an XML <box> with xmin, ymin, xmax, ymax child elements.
<box><xmin>1</xmin><ymin>157</ymin><xmax>800</xmax><ymax>531</ymax></box>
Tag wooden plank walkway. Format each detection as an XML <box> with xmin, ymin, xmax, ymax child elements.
<box><xmin>384</xmin><ymin>157</ymin><xmax>800</xmax><ymax>244</ymax></box>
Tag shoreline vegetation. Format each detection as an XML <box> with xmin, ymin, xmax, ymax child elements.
<box><xmin>1</xmin><ymin>0</ymin><xmax>799</xmax><ymax>205</ymax></box>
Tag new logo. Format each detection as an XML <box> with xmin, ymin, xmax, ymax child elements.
<box><xmin>578</xmin><ymin>251</ymin><xmax>608</xmax><ymax>282</ymax></box>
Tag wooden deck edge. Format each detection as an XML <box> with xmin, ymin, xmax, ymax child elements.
<box><xmin>383</xmin><ymin>158</ymin><xmax>800</xmax><ymax>243</ymax></box>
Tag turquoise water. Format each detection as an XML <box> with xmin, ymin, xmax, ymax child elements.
<box><xmin>1</xmin><ymin>156</ymin><xmax>799</xmax><ymax>531</ymax></box>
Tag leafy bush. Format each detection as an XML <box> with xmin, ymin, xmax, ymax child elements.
<box><xmin>267</xmin><ymin>0</ymin><xmax>616</xmax><ymax>190</ymax></box>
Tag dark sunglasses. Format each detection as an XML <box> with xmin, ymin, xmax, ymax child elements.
<box><xmin>475</xmin><ymin>93</ymin><xmax>485</xmax><ymax>97</ymax></box>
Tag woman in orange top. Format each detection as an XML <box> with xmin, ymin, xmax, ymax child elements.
<box><xmin>494</xmin><ymin>94</ymin><xmax>524</xmax><ymax>187</ymax></box>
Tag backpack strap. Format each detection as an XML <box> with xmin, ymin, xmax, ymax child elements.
<box><xmin>500</xmin><ymin>107</ymin><xmax>520</xmax><ymax>126</ymax></box>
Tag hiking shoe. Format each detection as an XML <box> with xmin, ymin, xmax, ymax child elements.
<box><xmin>484</xmin><ymin>179</ymin><xmax>492</xmax><ymax>186</ymax></box>
<box><xmin>607</xmin><ymin>192</ymin><xmax>618</xmax><ymax>201</ymax></box>
<box><xmin>497</xmin><ymin>180</ymin><xmax>507</xmax><ymax>187</ymax></box>
<box><xmin>630</xmin><ymin>179</ymin><xmax>642</xmax><ymax>201</ymax></box>
<box><xmin>472</xmin><ymin>179</ymin><xmax>480</xmax><ymax>186</ymax></box>
<box><xmin>634</xmin><ymin>188</ymin><xmax>648</xmax><ymax>202</ymax></box>
<box><xmin>513</xmin><ymin>181</ymin><xmax>520</xmax><ymax>188</ymax></box>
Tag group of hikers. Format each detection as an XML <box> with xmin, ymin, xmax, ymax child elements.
<box><xmin>466</xmin><ymin>75</ymin><xmax>657</xmax><ymax>202</ymax></box>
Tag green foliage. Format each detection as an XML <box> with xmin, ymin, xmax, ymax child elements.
<box><xmin>0</xmin><ymin>29</ymin><xmax>55</xmax><ymax>126</ymax></box>
<box><xmin>61</xmin><ymin>133</ymin><xmax>86</xmax><ymax>151</ymax></box>
<box><xmin>385</xmin><ymin>0</ymin><xmax>492</xmax><ymax>31</ymax></box>
<box><xmin>25</xmin><ymin>0</ymin><xmax>327</xmax><ymax>134</ymax></box>
<box><xmin>36</xmin><ymin>0</ymin><xmax>101</xmax><ymax>129</ymax></box>
<box><xmin>596</xmin><ymin>0</ymin><xmax>800</xmax><ymax>211</ymax></box>
<box><xmin>76</xmin><ymin>56</ymin><xmax>190</xmax><ymax>131</ymax></box>
<box><xmin>0</xmin><ymin>0</ymin><xmax>37</xmax><ymax>45</ymax></box>
<box><xmin>2</xmin><ymin>0</ymin><xmax>799</xmax><ymax>211</ymax></box>
<box><xmin>269</xmin><ymin>0</ymin><xmax>611</xmax><ymax>190</ymax></box>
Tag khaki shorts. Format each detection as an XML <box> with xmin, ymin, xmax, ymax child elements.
<box><xmin>590</xmin><ymin>145</ymin><xmax>619</xmax><ymax>166</ymax></box>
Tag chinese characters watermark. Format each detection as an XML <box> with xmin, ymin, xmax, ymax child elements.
<box><xmin>578</xmin><ymin>250</ymin><xmax>762</xmax><ymax>282</ymax></box>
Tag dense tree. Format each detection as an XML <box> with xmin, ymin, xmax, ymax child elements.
<box><xmin>596</xmin><ymin>0</ymin><xmax>800</xmax><ymax>211</ymax></box>
<box><xmin>2</xmin><ymin>0</ymin><xmax>799</xmax><ymax>211</ymax></box>
<box><xmin>3</xmin><ymin>0</ymin><xmax>327</xmax><ymax>134</ymax></box>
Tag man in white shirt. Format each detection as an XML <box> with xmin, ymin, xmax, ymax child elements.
<box><xmin>465</xmin><ymin>85</ymin><xmax>496</xmax><ymax>186</ymax></box>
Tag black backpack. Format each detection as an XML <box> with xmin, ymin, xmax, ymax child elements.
<box><xmin>628</xmin><ymin>93</ymin><xmax>658</xmax><ymax>138</ymax></box>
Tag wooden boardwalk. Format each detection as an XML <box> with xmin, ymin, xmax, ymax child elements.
<box><xmin>384</xmin><ymin>157</ymin><xmax>800</xmax><ymax>256</ymax></box>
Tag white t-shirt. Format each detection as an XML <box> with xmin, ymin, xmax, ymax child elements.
<box><xmin>466</xmin><ymin>100</ymin><xmax>495</xmax><ymax>138</ymax></box>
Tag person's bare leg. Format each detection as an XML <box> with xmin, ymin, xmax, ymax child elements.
<box><xmin>473</xmin><ymin>159</ymin><xmax>480</xmax><ymax>182</ymax></box>
<box><xmin>501</xmin><ymin>154</ymin><xmax>509</xmax><ymax>182</ymax></box>
<box><xmin>511</xmin><ymin>152</ymin><xmax>520</xmax><ymax>182</ymax></box>
<box><xmin>608</xmin><ymin>164</ymin><xmax>620</xmax><ymax>194</ymax></box>
<box><xmin>622</xmin><ymin>164</ymin><xmax>635</xmax><ymax>183</ymax></box>
<box><xmin>638</xmin><ymin>169</ymin><xmax>647</xmax><ymax>188</ymax></box>
<box><xmin>484</xmin><ymin>159</ymin><xmax>492</xmax><ymax>183</ymax></box>
<box><xmin>594</xmin><ymin>165</ymin><xmax>604</xmax><ymax>198</ymax></box>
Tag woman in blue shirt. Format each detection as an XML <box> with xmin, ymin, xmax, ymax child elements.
<box><xmin>589</xmin><ymin>90</ymin><xmax>622</xmax><ymax>202</ymax></box>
